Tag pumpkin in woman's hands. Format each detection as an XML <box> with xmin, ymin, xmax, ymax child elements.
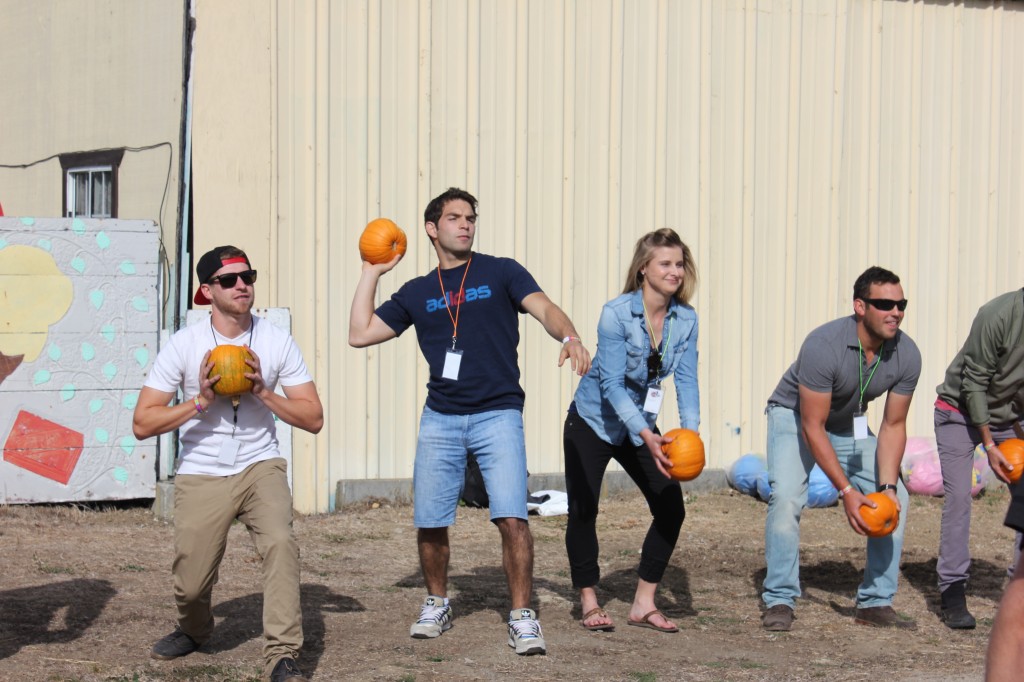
<box><xmin>208</xmin><ymin>345</ymin><xmax>254</xmax><ymax>396</ymax></box>
<box><xmin>661</xmin><ymin>428</ymin><xmax>705</xmax><ymax>481</ymax></box>
<box><xmin>359</xmin><ymin>218</ymin><xmax>407</xmax><ymax>265</ymax></box>
<box><xmin>859</xmin><ymin>492</ymin><xmax>899</xmax><ymax>537</ymax></box>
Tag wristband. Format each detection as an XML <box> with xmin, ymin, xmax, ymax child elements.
<box><xmin>877</xmin><ymin>483</ymin><xmax>898</xmax><ymax>493</ymax></box>
<box><xmin>561</xmin><ymin>336</ymin><xmax>581</xmax><ymax>345</ymax></box>
<box><xmin>193</xmin><ymin>396</ymin><xmax>205</xmax><ymax>414</ymax></box>
<box><xmin>984</xmin><ymin>442</ymin><xmax>997</xmax><ymax>451</ymax></box>
<box><xmin>838</xmin><ymin>484</ymin><xmax>853</xmax><ymax>498</ymax></box>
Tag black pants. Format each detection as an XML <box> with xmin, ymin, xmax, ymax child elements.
<box><xmin>563</xmin><ymin>412</ymin><xmax>685</xmax><ymax>588</ymax></box>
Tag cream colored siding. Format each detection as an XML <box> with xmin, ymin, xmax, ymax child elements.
<box><xmin>188</xmin><ymin>0</ymin><xmax>1024</xmax><ymax>513</ymax></box>
<box><xmin>0</xmin><ymin>0</ymin><xmax>183</xmax><ymax>269</ymax></box>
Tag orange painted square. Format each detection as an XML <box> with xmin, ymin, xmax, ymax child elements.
<box><xmin>3</xmin><ymin>410</ymin><xmax>84</xmax><ymax>485</ymax></box>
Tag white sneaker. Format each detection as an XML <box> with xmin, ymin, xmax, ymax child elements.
<box><xmin>507</xmin><ymin>608</ymin><xmax>546</xmax><ymax>655</ymax></box>
<box><xmin>409</xmin><ymin>596</ymin><xmax>453</xmax><ymax>639</ymax></box>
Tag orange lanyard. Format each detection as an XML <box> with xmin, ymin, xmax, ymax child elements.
<box><xmin>437</xmin><ymin>258</ymin><xmax>472</xmax><ymax>349</ymax></box>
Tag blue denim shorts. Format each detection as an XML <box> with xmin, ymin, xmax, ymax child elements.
<box><xmin>413</xmin><ymin>406</ymin><xmax>529</xmax><ymax>527</ymax></box>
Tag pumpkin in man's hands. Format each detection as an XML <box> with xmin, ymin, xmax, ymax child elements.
<box><xmin>359</xmin><ymin>218</ymin><xmax>407</xmax><ymax>265</ymax></box>
<box><xmin>859</xmin><ymin>492</ymin><xmax>899</xmax><ymax>537</ymax></box>
<box><xmin>208</xmin><ymin>345</ymin><xmax>254</xmax><ymax>396</ymax></box>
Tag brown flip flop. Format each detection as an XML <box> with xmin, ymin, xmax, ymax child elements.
<box><xmin>626</xmin><ymin>609</ymin><xmax>678</xmax><ymax>633</ymax></box>
<box><xmin>580</xmin><ymin>607</ymin><xmax>615</xmax><ymax>631</ymax></box>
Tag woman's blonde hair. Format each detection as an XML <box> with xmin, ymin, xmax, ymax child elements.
<box><xmin>622</xmin><ymin>228</ymin><xmax>698</xmax><ymax>306</ymax></box>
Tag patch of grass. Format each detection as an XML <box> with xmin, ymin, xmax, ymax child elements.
<box><xmin>628</xmin><ymin>673</ymin><xmax>656</xmax><ymax>682</ymax></box>
<box><xmin>118</xmin><ymin>563</ymin><xmax>146</xmax><ymax>572</ymax></box>
<box><xmin>33</xmin><ymin>554</ymin><xmax>74</xmax><ymax>575</ymax></box>
<box><xmin>397</xmin><ymin>674</ymin><xmax>416</xmax><ymax>682</ymax></box>
<box><xmin>325</xmin><ymin>533</ymin><xmax>350</xmax><ymax>543</ymax></box>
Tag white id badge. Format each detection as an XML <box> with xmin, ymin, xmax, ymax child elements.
<box><xmin>442</xmin><ymin>349</ymin><xmax>463</xmax><ymax>381</ymax></box>
<box><xmin>853</xmin><ymin>413</ymin><xmax>869</xmax><ymax>440</ymax></box>
<box><xmin>217</xmin><ymin>437</ymin><xmax>242</xmax><ymax>466</ymax></box>
<box><xmin>643</xmin><ymin>386</ymin><xmax>665</xmax><ymax>414</ymax></box>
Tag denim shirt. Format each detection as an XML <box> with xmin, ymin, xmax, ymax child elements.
<box><xmin>572</xmin><ymin>289</ymin><xmax>700</xmax><ymax>447</ymax></box>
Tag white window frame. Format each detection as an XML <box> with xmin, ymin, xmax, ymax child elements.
<box><xmin>59</xmin><ymin>149</ymin><xmax>123</xmax><ymax>219</ymax></box>
<box><xmin>66</xmin><ymin>165</ymin><xmax>114</xmax><ymax>219</ymax></box>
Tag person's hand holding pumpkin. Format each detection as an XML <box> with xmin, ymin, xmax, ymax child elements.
<box><xmin>243</xmin><ymin>346</ymin><xmax>269</xmax><ymax>399</ymax></box>
<box><xmin>842</xmin><ymin>487</ymin><xmax>873</xmax><ymax>536</ymax></box>
<box><xmin>195</xmin><ymin>349</ymin><xmax>218</xmax><ymax>410</ymax></box>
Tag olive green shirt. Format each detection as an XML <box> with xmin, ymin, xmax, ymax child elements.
<box><xmin>936</xmin><ymin>289</ymin><xmax>1024</xmax><ymax>427</ymax></box>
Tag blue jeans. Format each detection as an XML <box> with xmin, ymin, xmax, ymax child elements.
<box><xmin>413</xmin><ymin>406</ymin><xmax>529</xmax><ymax>527</ymax></box>
<box><xmin>762</xmin><ymin>405</ymin><xmax>909</xmax><ymax>609</ymax></box>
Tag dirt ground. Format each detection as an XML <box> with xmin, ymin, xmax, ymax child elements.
<box><xmin>0</xmin><ymin>484</ymin><xmax>1018</xmax><ymax>682</ymax></box>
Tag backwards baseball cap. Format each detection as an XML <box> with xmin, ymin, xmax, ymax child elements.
<box><xmin>193</xmin><ymin>245</ymin><xmax>251</xmax><ymax>305</ymax></box>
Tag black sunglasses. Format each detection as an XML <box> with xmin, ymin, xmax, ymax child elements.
<box><xmin>209</xmin><ymin>270</ymin><xmax>258</xmax><ymax>288</ymax></box>
<box><xmin>862</xmin><ymin>297</ymin><xmax>908</xmax><ymax>312</ymax></box>
<box><xmin>647</xmin><ymin>349</ymin><xmax>662</xmax><ymax>382</ymax></box>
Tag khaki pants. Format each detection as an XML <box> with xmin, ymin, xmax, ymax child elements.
<box><xmin>172</xmin><ymin>457</ymin><xmax>302</xmax><ymax>675</ymax></box>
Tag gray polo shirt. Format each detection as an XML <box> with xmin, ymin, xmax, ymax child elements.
<box><xmin>767</xmin><ymin>316</ymin><xmax>922</xmax><ymax>434</ymax></box>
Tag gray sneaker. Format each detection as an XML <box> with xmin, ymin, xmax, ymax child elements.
<box><xmin>507</xmin><ymin>608</ymin><xmax>546</xmax><ymax>655</ymax></box>
<box><xmin>409</xmin><ymin>596</ymin><xmax>453</xmax><ymax>639</ymax></box>
<box><xmin>150</xmin><ymin>628</ymin><xmax>200</xmax><ymax>660</ymax></box>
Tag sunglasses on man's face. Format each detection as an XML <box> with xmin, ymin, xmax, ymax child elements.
<box><xmin>861</xmin><ymin>297</ymin><xmax>908</xmax><ymax>312</ymax></box>
<box><xmin>209</xmin><ymin>270</ymin><xmax>258</xmax><ymax>288</ymax></box>
<box><xmin>647</xmin><ymin>349</ymin><xmax>662</xmax><ymax>382</ymax></box>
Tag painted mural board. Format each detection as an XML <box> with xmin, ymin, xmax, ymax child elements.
<box><xmin>0</xmin><ymin>217</ymin><xmax>159</xmax><ymax>503</ymax></box>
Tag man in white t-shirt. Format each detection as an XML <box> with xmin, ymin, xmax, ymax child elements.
<box><xmin>133</xmin><ymin>246</ymin><xmax>323</xmax><ymax>682</ymax></box>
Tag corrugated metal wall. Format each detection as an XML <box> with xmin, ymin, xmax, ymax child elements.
<box><xmin>193</xmin><ymin>0</ymin><xmax>1024</xmax><ymax>513</ymax></box>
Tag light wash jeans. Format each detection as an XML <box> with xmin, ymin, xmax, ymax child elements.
<box><xmin>762</xmin><ymin>405</ymin><xmax>909</xmax><ymax>610</ymax></box>
<box><xmin>413</xmin><ymin>406</ymin><xmax>529</xmax><ymax>527</ymax></box>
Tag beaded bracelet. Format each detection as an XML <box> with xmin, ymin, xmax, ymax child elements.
<box><xmin>561</xmin><ymin>335</ymin><xmax>581</xmax><ymax>345</ymax></box>
<box><xmin>838</xmin><ymin>484</ymin><xmax>853</xmax><ymax>498</ymax></box>
<box><xmin>193</xmin><ymin>396</ymin><xmax>205</xmax><ymax>414</ymax></box>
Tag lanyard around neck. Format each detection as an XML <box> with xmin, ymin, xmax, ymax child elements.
<box><xmin>641</xmin><ymin>297</ymin><xmax>673</xmax><ymax>359</ymax></box>
<box><xmin>210</xmin><ymin>317</ymin><xmax>255</xmax><ymax>431</ymax></box>
<box><xmin>210</xmin><ymin>316</ymin><xmax>255</xmax><ymax>348</ymax></box>
<box><xmin>858</xmin><ymin>340</ymin><xmax>880</xmax><ymax>412</ymax></box>
<box><xmin>437</xmin><ymin>258</ymin><xmax>472</xmax><ymax>349</ymax></box>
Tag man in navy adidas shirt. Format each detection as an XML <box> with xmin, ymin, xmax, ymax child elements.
<box><xmin>349</xmin><ymin>187</ymin><xmax>591</xmax><ymax>655</ymax></box>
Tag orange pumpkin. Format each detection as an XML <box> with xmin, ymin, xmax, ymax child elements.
<box><xmin>359</xmin><ymin>218</ymin><xmax>408</xmax><ymax>265</ymax></box>
<box><xmin>661</xmin><ymin>428</ymin><xmax>705</xmax><ymax>481</ymax></box>
<box><xmin>208</xmin><ymin>345</ymin><xmax>254</xmax><ymax>396</ymax></box>
<box><xmin>997</xmin><ymin>438</ymin><xmax>1024</xmax><ymax>483</ymax></box>
<box><xmin>859</xmin><ymin>492</ymin><xmax>899</xmax><ymax>537</ymax></box>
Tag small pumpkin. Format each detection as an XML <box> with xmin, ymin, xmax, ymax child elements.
<box><xmin>996</xmin><ymin>438</ymin><xmax>1024</xmax><ymax>483</ymax></box>
<box><xmin>859</xmin><ymin>492</ymin><xmax>899</xmax><ymax>537</ymax></box>
<box><xmin>661</xmin><ymin>428</ymin><xmax>705</xmax><ymax>481</ymax></box>
<box><xmin>359</xmin><ymin>218</ymin><xmax>408</xmax><ymax>265</ymax></box>
<box><xmin>208</xmin><ymin>345</ymin><xmax>254</xmax><ymax>396</ymax></box>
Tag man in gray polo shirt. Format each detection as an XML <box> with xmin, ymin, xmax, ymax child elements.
<box><xmin>761</xmin><ymin>266</ymin><xmax>922</xmax><ymax>632</ymax></box>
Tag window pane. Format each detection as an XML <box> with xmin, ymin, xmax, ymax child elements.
<box><xmin>91</xmin><ymin>171</ymin><xmax>112</xmax><ymax>218</ymax></box>
<box><xmin>73</xmin><ymin>172</ymin><xmax>89</xmax><ymax>216</ymax></box>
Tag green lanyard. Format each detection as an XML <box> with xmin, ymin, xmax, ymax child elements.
<box><xmin>642</xmin><ymin>299</ymin><xmax>673</xmax><ymax>362</ymax></box>
<box><xmin>858</xmin><ymin>340</ymin><xmax>880</xmax><ymax>413</ymax></box>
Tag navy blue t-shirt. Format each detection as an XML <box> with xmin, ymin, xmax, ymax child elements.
<box><xmin>375</xmin><ymin>252</ymin><xmax>543</xmax><ymax>415</ymax></box>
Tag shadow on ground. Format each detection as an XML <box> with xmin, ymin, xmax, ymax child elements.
<box><xmin>203</xmin><ymin>583</ymin><xmax>363</xmax><ymax>678</ymax></box>
<box><xmin>0</xmin><ymin>579</ymin><xmax>115</xmax><ymax>660</ymax></box>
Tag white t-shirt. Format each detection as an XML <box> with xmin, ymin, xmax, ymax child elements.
<box><xmin>144</xmin><ymin>315</ymin><xmax>313</xmax><ymax>476</ymax></box>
